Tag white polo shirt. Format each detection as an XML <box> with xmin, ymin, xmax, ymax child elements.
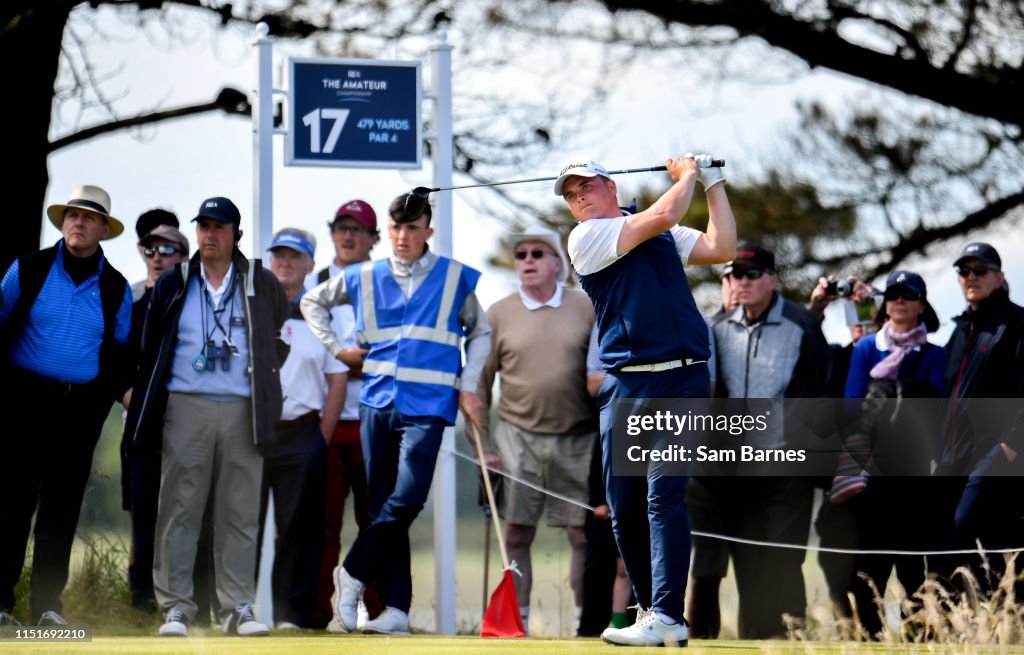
<box><xmin>279</xmin><ymin>314</ymin><xmax>348</xmax><ymax>421</ymax></box>
<box><xmin>329</xmin><ymin>304</ymin><xmax>363</xmax><ymax>420</ymax></box>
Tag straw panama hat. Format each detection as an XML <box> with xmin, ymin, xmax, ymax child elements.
<box><xmin>46</xmin><ymin>184</ymin><xmax>124</xmax><ymax>240</ymax></box>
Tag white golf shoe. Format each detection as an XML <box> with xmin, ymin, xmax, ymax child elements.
<box><xmin>360</xmin><ymin>607</ymin><xmax>410</xmax><ymax>635</ymax></box>
<box><xmin>331</xmin><ymin>566</ymin><xmax>365</xmax><ymax>631</ymax></box>
<box><xmin>601</xmin><ymin>610</ymin><xmax>688</xmax><ymax>647</ymax></box>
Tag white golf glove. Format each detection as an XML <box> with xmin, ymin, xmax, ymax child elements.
<box><xmin>686</xmin><ymin>153</ymin><xmax>726</xmax><ymax>191</ymax></box>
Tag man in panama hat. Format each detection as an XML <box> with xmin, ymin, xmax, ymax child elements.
<box><xmin>0</xmin><ymin>183</ymin><xmax>132</xmax><ymax>627</ymax></box>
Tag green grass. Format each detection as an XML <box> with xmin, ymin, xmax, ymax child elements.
<box><xmin>5</xmin><ymin>635</ymin><xmax>1009</xmax><ymax>655</ymax></box>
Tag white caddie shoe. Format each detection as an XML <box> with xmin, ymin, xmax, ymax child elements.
<box><xmin>360</xmin><ymin>607</ymin><xmax>410</xmax><ymax>635</ymax></box>
<box><xmin>223</xmin><ymin>603</ymin><xmax>269</xmax><ymax>637</ymax></box>
<box><xmin>356</xmin><ymin>600</ymin><xmax>369</xmax><ymax>630</ymax></box>
<box><xmin>158</xmin><ymin>609</ymin><xmax>189</xmax><ymax>637</ymax></box>
<box><xmin>331</xmin><ymin>566</ymin><xmax>365</xmax><ymax>631</ymax></box>
<box><xmin>601</xmin><ymin>610</ymin><xmax>688</xmax><ymax>647</ymax></box>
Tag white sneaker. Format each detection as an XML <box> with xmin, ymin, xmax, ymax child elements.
<box><xmin>37</xmin><ymin>611</ymin><xmax>68</xmax><ymax>626</ymax></box>
<box><xmin>356</xmin><ymin>600</ymin><xmax>369</xmax><ymax>630</ymax></box>
<box><xmin>326</xmin><ymin>617</ymin><xmax>348</xmax><ymax>633</ymax></box>
<box><xmin>360</xmin><ymin>607</ymin><xmax>410</xmax><ymax>635</ymax></box>
<box><xmin>331</xmin><ymin>566</ymin><xmax>364</xmax><ymax>631</ymax></box>
<box><xmin>601</xmin><ymin>611</ymin><xmax>688</xmax><ymax>647</ymax></box>
<box><xmin>159</xmin><ymin>609</ymin><xmax>189</xmax><ymax>637</ymax></box>
<box><xmin>223</xmin><ymin>603</ymin><xmax>269</xmax><ymax>637</ymax></box>
<box><xmin>275</xmin><ymin>621</ymin><xmax>300</xmax><ymax>630</ymax></box>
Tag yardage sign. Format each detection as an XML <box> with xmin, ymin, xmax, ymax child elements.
<box><xmin>286</xmin><ymin>57</ymin><xmax>422</xmax><ymax>169</ymax></box>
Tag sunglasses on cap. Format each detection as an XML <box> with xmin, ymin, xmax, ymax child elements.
<box><xmin>956</xmin><ymin>263</ymin><xmax>997</xmax><ymax>277</ymax></box>
<box><xmin>514</xmin><ymin>249</ymin><xmax>550</xmax><ymax>261</ymax></box>
<box><xmin>884</xmin><ymin>288</ymin><xmax>921</xmax><ymax>302</ymax></box>
<box><xmin>143</xmin><ymin>245</ymin><xmax>180</xmax><ymax>258</ymax></box>
<box><xmin>729</xmin><ymin>268</ymin><xmax>766</xmax><ymax>280</ymax></box>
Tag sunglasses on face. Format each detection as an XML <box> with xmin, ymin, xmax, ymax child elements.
<box><xmin>143</xmin><ymin>245</ymin><xmax>179</xmax><ymax>258</ymax></box>
<box><xmin>729</xmin><ymin>268</ymin><xmax>766</xmax><ymax>280</ymax></box>
<box><xmin>884</xmin><ymin>288</ymin><xmax>921</xmax><ymax>302</ymax></box>
<box><xmin>956</xmin><ymin>264</ymin><xmax>997</xmax><ymax>277</ymax></box>
<box><xmin>514</xmin><ymin>249</ymin><xmax>550</xmax><ymax>261</ymax></box>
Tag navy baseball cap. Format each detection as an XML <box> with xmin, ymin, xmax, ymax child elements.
<box><xmin>885</xmin><ymin>270</ymin><xmax>927</xmax><ymax>297</ymax></box>
<box><xmin>954</xmin><ymin>242</ymin><xmax>1001</xmax><ymax>269</ymax></box>
<box><xmin>191</xmin><ymin>197</ymin><xmax>241</xmax><ymax>227</ymax></box>
<box><xmin>135</xmin><ymin>208</ymin><xmax>179</xmax><ymax>240</ymax></box>
<box><xmin>880</xmin><ymin>269</ymin><xmax>939</xmax><ymax>332</ymax></box>
<box><xmin>730</xmin><ymin>242</ymin><xmax>776</xmax><ymax>272</ymax></box>
<box><xmin>269</xmin><ymin>229</ymin><xmax>316</xmax><ymax>258</ymax></box>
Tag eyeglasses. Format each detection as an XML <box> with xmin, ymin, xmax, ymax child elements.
<box><xmin>143</xmin><ymin>245</ymin><xmax>180</xmax><ymax>258</ymax></box>
<box><xmin>884</xmin><ymin>288</ymin><xmax>921</xmax><ymax>302</ymax></box>
<box><xmin>331</xmin><ymin>224</ymin><xmax>372</xmax><ymax>236</ymax></box>
<box><xmin>729</xmin><ymin>268</ymin><xmax>766</xmax><ymax>280</ymax></box>
<box><xmin>514</xmin><ymin>249</ymin><xmax>550</xmax><ymax>261</ymax></box>
<box><xmin>956</xmin><ymin>264</ymin><xmax>997</xmax><ymax>277</ymax></box>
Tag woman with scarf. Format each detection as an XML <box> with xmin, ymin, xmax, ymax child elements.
<box><xmin>834</xmin><ymin>270</ymin><xmax>945</xmax><ymax>638</ymax></box>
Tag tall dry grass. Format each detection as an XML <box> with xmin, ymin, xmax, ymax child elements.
<box><xmin>12</xmin><ymin>534</ymin><xmax>156</xmax><ymax>628</ymax></box>
<box><xmin>790</xmin><ymin>550</ymin><xmax>1024</xmax><ymax>645</ymax></box>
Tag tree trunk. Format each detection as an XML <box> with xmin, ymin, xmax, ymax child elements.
<box><xmin>1</xmin><ymin>4</ymin><xmax>71</xmax><ymax>269</ymax></box>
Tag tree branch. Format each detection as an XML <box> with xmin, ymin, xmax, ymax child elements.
<box><xmin>47</xmin><ymin>86</ymin><xmax>250</xmax><ymax>153</ymax></box>
<box><xmin>593</xmin><ymin>0</ymin><xmax>1022</xmax><ymax>127</ymax></box>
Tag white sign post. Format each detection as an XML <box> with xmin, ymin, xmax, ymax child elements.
<box><xmin>251</xmin><ymin>24</ymin><xmax>458</xmax><ymax>634</ymax></box>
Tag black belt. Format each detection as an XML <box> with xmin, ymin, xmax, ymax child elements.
<box><xmin>276</xmin><ymin>410</ymin><xmax>319</xmax><ymax>429</ymax></box>
<box><xmin>12</xmin><ymin>366</ymin><xmax>98</xmax><ymax>396</ymax></box>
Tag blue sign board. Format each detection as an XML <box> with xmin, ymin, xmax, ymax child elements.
<box><xmin>286</xmin><ymin>57</ymin><xmax>422</xmax><ymax>169</ymax></box>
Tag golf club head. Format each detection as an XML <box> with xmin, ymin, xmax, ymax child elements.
<box><xmin>403</xmin><ymin>187</ymin><xmax>433</xmax><ymax>222</ymax></box>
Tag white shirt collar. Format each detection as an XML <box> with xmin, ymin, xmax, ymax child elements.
<box><xmin>389</xmin><ymin>248</ymin><xmax>436</xmax><ymax>278</ymax></box>
<box><xmin>519</xmin><ymin>283</ymin><xmax>563</xmax><ymax>310</ymax></box>
<box><xmin>200</xmin><ymin>261</ymin><xmax>235</xmax><ymax>306</ymax></box>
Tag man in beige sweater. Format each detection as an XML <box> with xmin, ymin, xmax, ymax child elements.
<box><xmin>478</xmin><ymin>227</ymin><xmax>598</xmax><ymax>634</ymax></box>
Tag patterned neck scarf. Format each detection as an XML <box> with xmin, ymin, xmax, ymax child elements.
<box><xmin>869</xmin><ymin>321</ymin><xmax>928</xmax><ymax>380</ymax></box>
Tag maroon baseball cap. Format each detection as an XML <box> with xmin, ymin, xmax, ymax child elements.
<box><xmin>331</xmin><ymin>199</ymin><xmax>377</xmax><ymax>231</ymax></box>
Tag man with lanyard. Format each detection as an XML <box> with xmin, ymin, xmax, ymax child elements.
<box><xmin>301</xmin><ymin>193</ymin><xmax>490</xmax><ymax>635</ymax></box>
<box><xmin>124</xmin><ymin>196</ymin><xmax>289</xmax><ymax>637</ymax></box>
<box><xmin>558</xmin><ymin>155</ymin><xmax>736</xmax><ymax>646</ymax></box>
<box><xmin>262</xmin><ymin>228</ymin><xmax>347</xmax><ymax>629</ymax></box>
<box><xmin>311</xmin><ymin>198</ymin><xmax>385</xmax><ymax>628</ymax></box>
<box><xmin>0</xmin><ymin>184</ymin><xmax>132</xmax><ymax>627</ymax></box>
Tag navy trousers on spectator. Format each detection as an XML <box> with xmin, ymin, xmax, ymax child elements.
<box><xmin>258</xmin><ymin>420</ymin><xmax>328</xmax><ymax>627</ymax></box>
<box><xmin>955</xmin><ymin>469</ymin><xmax>1024</xmax><ymax>590</ymax></box>
<box><xmin>0</xmin><ymin>369</ymin><xmax>111</xmax><ymax>618</ymax></box>
<box><xmin>343</xmin><ymin>404</ymin><xmax>446</xmax><ymax>613</ymax></box>
<box><xmin>598</xmin><ymin>364</ymin><xmax>709</xmax><ymax>624</ymax></box>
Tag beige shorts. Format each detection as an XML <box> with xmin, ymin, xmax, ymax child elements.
<box><xmin>491</xmin><ymin>417</ymin><xmax>596</xmax><ymax>528</ymax></box>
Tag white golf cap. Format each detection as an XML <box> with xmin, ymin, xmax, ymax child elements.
<box><xmin>507</xmin><ymin>227</ymin><xmax>570</xmax><ymax>284</ymax></box>
<box><xmin>553</xmin><ymin>159</ymin><xmax>610</xmax><ymax>196</ymax></box>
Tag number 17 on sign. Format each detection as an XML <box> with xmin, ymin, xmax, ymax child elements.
<box><xmin>302</xmin><ymin>108</ymin><xmax>350</xmax><ymax>154</ymax></box>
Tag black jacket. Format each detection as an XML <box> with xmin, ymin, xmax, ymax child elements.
<box><xmin>124</xmin><ymin>250</ymin><xmax>290</xmax><ymax>456</ymax></box>
<box><xmin>941</xmin><ymin>286</ymin><xmax>1024</xmax><ymax>472</ymax></box>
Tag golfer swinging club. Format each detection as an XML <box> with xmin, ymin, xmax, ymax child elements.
<box><xmin>558</xmin><ymin>154</ymin><xmax>736</xmax><ymax>647</ymax></box>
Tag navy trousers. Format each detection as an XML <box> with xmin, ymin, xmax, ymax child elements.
<box><xmin>343</xmin><ymin>404</ymin><xmax>446</xmax><ymax>613</ymax></box>
<box><xmin>598</xmin><ymin>363</ymin><xmax>709</xmax><ymax>624</ymax></box>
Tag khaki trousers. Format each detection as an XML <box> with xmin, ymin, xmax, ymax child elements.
<box><xmin>153</xmin><ymin>393</ymin><xmax>262</xmax><ymax>620</ymax></box>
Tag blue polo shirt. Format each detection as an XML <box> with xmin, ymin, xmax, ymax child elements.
<box><xmin>0</xmin><ymin>244</ymin><xmax>132</xmax><ymax>383</ymax></box>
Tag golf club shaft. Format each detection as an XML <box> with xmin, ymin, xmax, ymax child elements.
<box><xmin>428</xmin><ymin>160</ymin><xmax>724</xmax><ymax>193</ymax></box>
